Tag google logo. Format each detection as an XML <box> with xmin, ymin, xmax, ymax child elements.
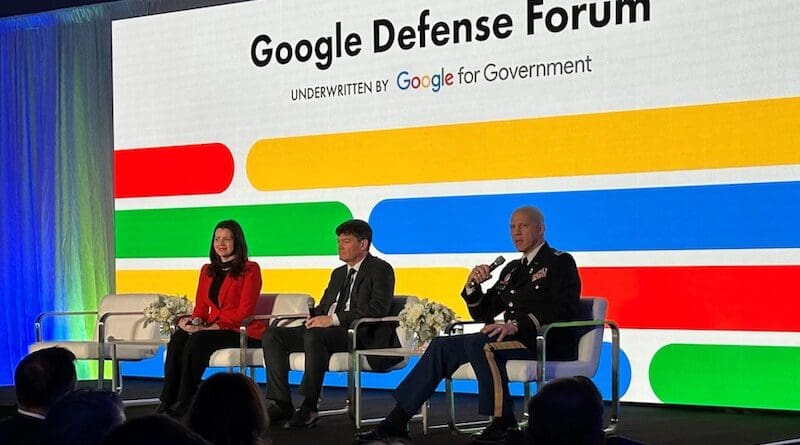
<box><xmin>396</xmin><ymin>68</ymin><xmax>454</xmax><ymax>93</ymax></box>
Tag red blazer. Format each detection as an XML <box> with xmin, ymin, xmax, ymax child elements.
<box><xmin>191</xmin><ymin>261</ymin><xmax>265</xmax><ymax>339</ymax></box>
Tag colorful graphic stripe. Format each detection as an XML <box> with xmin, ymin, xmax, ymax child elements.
<box><xmin>369</xmin><ymin>181</ymin><xmax>800</xmax><ymax>253</ymax></box>
<box><xmin>114</xmin><ymin>143</ymin><xmax>234</xmax><ymax>198</ymax></box>
<box><xmin>115</xmin><ymin>202</ymin><xmax>352</xmax><ymax>258</ymax></box>
<box><xmin>246</xmin><ymin>97</ymin><xmax>800</xmax><ymax>190</ymax></box>
<box><xmin>581</xmin><ymin>266</ymin><xmax>800</xmax><ymax>331</ymax></box>
<box><xmin>650</xmin><ymin>344</ymin><xmax>800</xmax><ymax>410</ymax></box>
<box><xmin>116</xmin><ymin>267</ymin><xmax>473</xmax><ymax>318</ymax></box>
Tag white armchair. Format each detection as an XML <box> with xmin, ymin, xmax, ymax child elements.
<box><xmin>443</xmin><ymin>297</ymin><xmax>620</xmax><ymax>434</ymax></box>
<box><xmin>30</xmin><ymin>293</ymin><xmax>163</xmax><ymax>398</ymax></box>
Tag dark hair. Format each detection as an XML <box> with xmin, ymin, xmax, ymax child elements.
<box><xmin>525</xmin><ymin>376</ymin><xmax>604</xmax><ymax>445</ymax></box>
<box><xmin>103</xmin><ymin>415</ymin><xmax>211</xmax><ymax>445</ymax></box>
<box><xmin>186</xmin><ymin>373</ymin><xmax>269</xmax><ymax>445</ymax></box>
<box><xmin>208</xmin><ymin>220</ymin><xmax>249</xmax><ymax>277</ymax></box>
<box><xmin>41</xmin><ymin>389</ymin><xmax>126</xmax><ymax>445</ymax></box>
<box><xmin>15</xmin><ymin>346</ymin><xmax>77</xmax><ymax>411</ymax></box>
<box><xmin>335</xmin><ymin>219</ymin><xmax>372</xmax><ymax>247</ymax></box>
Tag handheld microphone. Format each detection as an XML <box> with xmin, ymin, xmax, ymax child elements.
<box><xmin>306</xmin><ymin>297</ymin><xmax>316</xmax><ymax>317</ymax></box>
<box><xmin>469</xmin><ymin>256</ymin><xmax>506</xmax><ymax>288</ymax></box>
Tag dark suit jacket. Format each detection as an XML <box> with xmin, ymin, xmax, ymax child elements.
<box><xmin>192</xmin><ymin>261</ymin><xmax>265</xmax><ymax>339</ymax></box>
<box><xmin>462</xmin><ymin>242</ymin><xmax>581</xmax><ymax>360</ymax></box>
<box><xmin>0</xmin><ymin>412</ymin><xmax>44</xmax><ymax>445</ymax></box>
<box><xmin>314</xmin><ymin>253</ymin><xmax>398</xmax><ymax>369</ymax></box>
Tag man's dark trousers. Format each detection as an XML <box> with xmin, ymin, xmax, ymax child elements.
<box><xmin>262</xmin><ymin>325</ymin><xmax>348</xmax><ymax>409</ymax></box>
<box><xmin>393</xmin><ymin>332</ymin><xmax>536</xmax><ymax>419</ymax></box>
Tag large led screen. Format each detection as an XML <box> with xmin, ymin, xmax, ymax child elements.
<box><xmin>112</xmin><ymin>0</ymin><xmax>800</xmax><ymax>409</ymax></box>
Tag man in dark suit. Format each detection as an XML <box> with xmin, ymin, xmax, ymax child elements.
<box><xmin>356</xmin><ymin>206</ymin><xmax>581</xmax><ymax>444</ymax></box>
<box><xmin>0</xmin><ymin>346</ymin><xmax>77</xmax><ymax>445</ymax></box>
<box><xmin>261</xmin><ymin>219</ymin><xmax>395</xmax><ymax>428</ymax></box>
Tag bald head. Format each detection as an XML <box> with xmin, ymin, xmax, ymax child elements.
<box><xmin>513</xmin><ymin>206</ymin><xmax>544</xmax><ymax>225</ymax></box>
<box><xmin>510</xmin><ymin>206</ymin><xmax>545</xmax><ymax>254</ymax></box>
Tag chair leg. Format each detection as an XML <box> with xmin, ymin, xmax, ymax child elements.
<box><xmin>604</xmin><ymin>323</ymin><xmax>621</xmax><ymax>434</ymax></box>
<box><xmin>422</xmin><ymin>400</ymin><xmax>429</xmax><ymax>435</ymax></box>
<box><xmin>445</xmin><ymin>378</ymin><xmax>490</xmax><ymax>434</ymax></box>
<box><xmin>523</xmin><ymin>381</ymin><xmax>532</xmax><ymax>418</ymax></box>
<box><xmin>113</xmin><ymin>360</ymin><xmax>122</xmax><ymax>393</ymax></box>
<box><xmin>97</xmin><ymin>358</ymin><xmax>105</xmax><ymax>390</ymax></box>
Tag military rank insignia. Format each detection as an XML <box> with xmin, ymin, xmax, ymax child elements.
<box><xmin>531</xmin><ymin>267</ymin><xmax>548</xmax><ymax>282</ymax></box>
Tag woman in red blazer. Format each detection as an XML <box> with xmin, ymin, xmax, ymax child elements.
<box><xmin>157</xmin><ymin>220</ymin><xmax>264</xmax><ymax>417</ymax></box>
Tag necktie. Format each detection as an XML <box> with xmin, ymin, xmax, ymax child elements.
<box><xmin>512</xmin><ymin>257</ymin><xmax>529</xmax><ymax>285</ymax></box>
<box><xmin>336</xmin><ymin>268</ymin><xmax>356</xmax><ymax>313</ymax></box>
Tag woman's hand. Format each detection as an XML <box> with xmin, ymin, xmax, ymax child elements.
<box><xmin>177</xmin><ymin>316</ymin><xmax>193</xmax><ymax>332</ymax></box>
<box><xmin>182</xmin><ymin>321</ymin><xmax>221</xmax><ymax>334</ymax></box>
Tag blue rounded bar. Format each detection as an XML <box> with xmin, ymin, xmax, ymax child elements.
<box><xmin>370</xmin><ymin>181</ymin><xmax>800</xmax><ymax>253</ymax></box>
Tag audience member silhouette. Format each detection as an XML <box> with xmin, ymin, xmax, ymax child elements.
<box><xmin>103</xmin><ymin>415</ymin><xmax>211</xmax><ymax>445</ymax></box>
<box><xmin>0</xmin><ymin>346</ymin><xmax>77</xmax><ymax>445</ymax></box>
<box><xmin>186</xmin><ymin>372</ymin><xmax>269</xmax><ymax>445</ymax></box>
<box><xmin>40</xmin><ymin>389</ymin><xmax>126</xmax><ymax>445</ymax></box>
<box><xmin>525</xmin><ymin>376</ymin><xmax>605</xmax><ymax>445</ymax></box>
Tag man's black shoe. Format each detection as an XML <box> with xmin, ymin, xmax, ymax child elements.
<box><xmin>471</xmin><ymin>417</ymin><xmax>516</xmax><ymax>444</ymax></box>
<box><xmin>286</xmin><ymin>406</ymin><xmax>320</xmax><ymax>429</ymax></box>
<box><xmin>354</xmin><ymin>426</ymin><xmax>411</xmax><ymax>443</ymax></box>
<box><xmin>266</xmin><ymin>400</ymin><xmax>294</xmax><ymax>426</ymax></box>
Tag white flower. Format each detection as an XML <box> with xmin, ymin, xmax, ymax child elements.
<box><xmin>143</xmin><ymin>294</ymin><xmax>193</xmax><ymax>335</ymax></box>
<box><xmin>399</xmin><ymin>298</ymin><xmax>457</xmax><ymax>344</ymax></box>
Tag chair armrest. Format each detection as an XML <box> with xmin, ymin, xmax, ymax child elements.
<box><xmin>445</xmin><ymin>320</ymin><xmax>484</xmax><ymax>335</ymax></box>
<box><xmin>107</xmin><ymin>338</ymin><xmax>168</xmax><ymax>366</ymax></box>
<box><xmin>540</xmin><ymin>319</ymin><xmax>616</xmax><ymax>337</ymax></box>
<box><xmin>98</xmin><ymin>310</ymin><xmax>153</xmax><ymax>345</ymax></box>
<box><xmin>98</xmin><ymin>310</ymin><xmax>148</xmax><ymax>324</ymax></box>
<box><xmin>107</xmin><ymin>338</ymin><xmax>169</xmax><ymax>346</ymax></box>
<box><xmin>239</xmin><ymin>313</ymin><xmax>307</xmax><ymax>329</ymax></box>
<box><xmin>347</xmin><ymin>316</ymin><xmax>400</xmax><ymax>352</ymax></box>
<box><xmin>34</xmin><ymin>311</ymin><xmax>98</xmax><ymax>342</ymax></box>
<box><xmin>96</xmin><ymin>310</ymin><xmax>162</xmax><ymax>374</ymax></box>
<box><xmin>236</xmin><ymin>313</ymin><xmax>308</xmax><ymax>370</ymax></box>
<box><xmin>536</xmin><ymin>319</ymin><xmax>620</xmax><ymax>379</ymax></box>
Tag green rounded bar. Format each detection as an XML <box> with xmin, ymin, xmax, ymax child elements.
<box><xmin>115</xmin><ymin>202</ymin><xmax>352</xmax><ymax>258</ymax></box>
<box><xmin>650</xmin><ymin>343</ymin><xmax>800</xmax><ymax>410</ymax></box>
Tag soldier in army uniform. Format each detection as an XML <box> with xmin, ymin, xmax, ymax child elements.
<box><xmin>355</xmin><ymin>205</ymin><xmax>581</xmax><ymax>444</ymax></box>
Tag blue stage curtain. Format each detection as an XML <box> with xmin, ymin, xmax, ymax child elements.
<box><xmin>0</xmin><ymin>0</ymin><xmax>246</xmax><ymax>384</ymax></box>
<box><xmin>0</xmin><ymin>6</ymin><xmax>115</xmax><ymax>384</ymax></box>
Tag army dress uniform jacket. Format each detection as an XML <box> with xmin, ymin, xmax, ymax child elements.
<box><xmin>461</xmin><ymin>242</ymin><xmax>581</xmax><ymax>360</ymax></box>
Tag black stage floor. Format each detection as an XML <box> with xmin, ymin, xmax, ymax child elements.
<box><xmin>2</xmin><ymin>378</ymin><xmax>800</xmax><ymax>445</ymax></box>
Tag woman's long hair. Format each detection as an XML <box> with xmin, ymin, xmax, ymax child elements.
<box><xmin>186</xmin><ymin>373</ymin><xmax>269</xmax><ymax>445</ymax></box>
<box><xmin>207</xmin><ymin>220</ymin><xmax>248</xmax><ymax>277</ymax></box>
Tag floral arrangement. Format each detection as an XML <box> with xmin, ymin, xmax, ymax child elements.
<box><xmin>398</xmin><ymin>298</ymin><xmax>457</xmax><ymax>346</ymax></box>
<box><xmin>143</xmin><ymin>294</ymin><xmax>193</xmax><ymax>335</ymax></box>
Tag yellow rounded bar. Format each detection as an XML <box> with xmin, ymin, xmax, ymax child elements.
<box><xmin>246</xmin><ymin>96</ymin><xmax>800</xmax><ymax>191</ymax></box>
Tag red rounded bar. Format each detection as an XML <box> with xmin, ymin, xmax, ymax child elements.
<box><xmin>580</xmin><ymin>265</ymin><xmax>800</xmax><ymax>331</ymax></box>
<box><xmin>114</xmin><ymin>143</ymin><xmax>234</xmax><ymax>198</ymax></box>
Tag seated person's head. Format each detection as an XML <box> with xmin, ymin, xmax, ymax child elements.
<box><xmin>15</xmin><ymin>346</ymin><xmax>77</xmax><ymax>414</ymax></box>
<box><xmin>526</xmin><ymin>376</ymin><xmax>605</xmax><ymax>445</ymax></box>
<box><xmin>186</xmin><ymin>373</ymin><xmax>269</xmax><ymax>445</ymax></box>
<box><xmin>103</xmin><ymin>415</ymin><xmax>210</xmax><ymax>445</ymax></box>
<box><xmin>336</xmin><ymin>219</ymin><xmax>373</xmax><ymax>247</ymax></box>
<box><xmin>41</xmin><ymin>389</ymin><xmax>126</xmax><ymax>445</ymax></box>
